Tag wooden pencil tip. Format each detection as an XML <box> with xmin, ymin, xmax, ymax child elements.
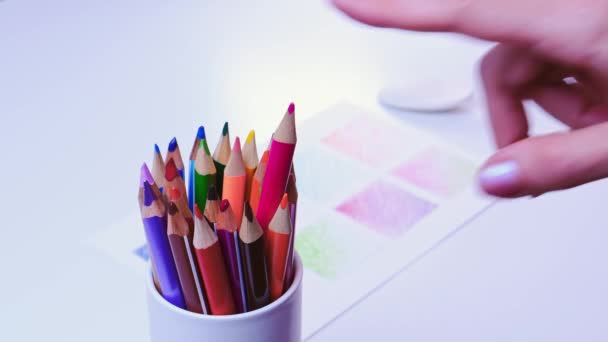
<box><xmin>154</xmin><ymin>144</ymin><xmax>161</xmax><ymax>155</ymax></box>
<box><xmin>197</xmin><ymin>126</ymin><xmax>206</xmax><ymax>139</ymax></box>
<box><xmin>165</xmin><ymin>158</ymin><xmax>179</xmax><ymax>181</ymax></box>
<box><xmin>168</xmin><ymin>137</ymin><xmax>178</xmax><ymax>152</ymax></box>
<box><xmin>288</xmin><ymin>102</ymin><xmax>295</xmax><ymax>115</ymax></box>
<box><xmin>261</xmin><ymin>150</ymin><xmax>270</xmax><ymax>163</ymax></box>
<box><xmin>222</xmin><ymin>122</ymin><xmax>229</xmax><ymax>136</ymax></box>
<box><xmin>245</xmin><ymin>202</ymin><xmax>254</xmax><ymax>221</ymax></box>
<box><xmin>246</xmin><ymin>130</ymin><xmax>255</xmax><ymax>144</ymax></box>
<box><xmin>194</xmin><ymin>203</ymin><xmax>204</xmax><ymax>219</ymax></box>
<box><xmin>207</xmin><ymin>184</ymin><xmax>218</xmax><ymax>200</ymax></box>
<box><xmin>220</xmin><ymin>199</ymin><xmax>230</xmax><ymax>212</ymax></box>
<box><xmin>143</xmin><ymin>181</ymin><xmax>157</xmax><ymax>206</ymax></box>
<box><xmin>167</xmin><ymin>201</ymin><xmax>179</xmax><ymax>215</ymax></box>
<box><xmin>140</xmin><ymin>163</ymin><xmax>154</xmax><ymax>187</ymax></box>
<box><xmin>280</xmin><ymin>193</ymin><xmax>289</xmax><ymax>209</ymax></box>
<box><xmin>169</xmin><ymin>187</ymin><xmax>180</xmax><ymax>201</ymax></box>
<box><xmin>233</xmin><ymin>137</ymin><xmax>241</xmax><ymax>153</ymax></box>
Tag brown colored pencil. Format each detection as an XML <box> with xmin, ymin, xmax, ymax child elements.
<box><xmin>167</xmin><ymin>203</ymin><xmax>208</xmax><ymax>314</ymax></box>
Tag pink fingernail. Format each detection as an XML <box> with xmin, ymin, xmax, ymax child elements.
<box><xmin>478</xmin><ymin>160</ymin><xmax>521</xmax><ymax>195</ymax></box>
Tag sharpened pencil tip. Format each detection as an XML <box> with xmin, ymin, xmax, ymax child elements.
<box><xmin>207</xmin><ymin>184</ymin><xmax>218</xmax><ymax>200</ymax></box>
<box><xmin>261</xmin><ymin>150</ymin><xmax>270</xmax><ymax>163</ymax></box>
<box><xmin>140</xmin><ymin>163</ymin><xmax>154</xmax><ymax>187</ymax></box>
<box><xmin>222</xmin><ymin>122</ymin><xmax>229</xmax><ymax>136</ymax></box>
<box><xmin>220</xmin><ymin>199</ymin><xmax>230</xmax><ymax>212</ymax></box>
<box><xmin>197</xmin><ymin>126</ymin><xmax>206</xmax><ymax>140</ymax></box>
<box><xmin>288</xmin><ymin>102</ymin><xmax>295</xmax><ymax>115</ymax></box>
<box><xmin>154</xmin><ymin>144</ymin><xmax>161</xmax><ymax>155</ymax></box>
<box><xmin>280</xmin><ymin>193</ymin><xmax>289</xmax><ymax>209</ymax></box>
<box><xmin>165</xmin><ymin>158</ymin><xmax>179</xmax><ymax>181</ymax></box>
<box><xmin>245</xmin><ymin>202</ymin><xmax>254</xmax><ymax>221</ymax></box>
<box><xmin>194</xmin><ymin>204</ymin><xmax>204</xmax><ymax>219</ymax></box>
<box><xmin>169</xmin><ymin>187</ymin><xmax>180</xmax><ymax>201</ymax></box>
<box><xmin>233</xmin><ymin>137</ymin><xmax>241</xmax><ymax>153</ymax></box>
<box><xmin>246</xmin><ymin>130</ymin><xmax>255</xmax><ymax>144</ymax></box>
<box><xmin>168</xmin><ymin>202</ymin><xmax>178</xmax><ymax>215</ymax></box>
<box><xmin>168</xmin><ymin>137</ymin><xmax>178</xmax><ymax>152</ymax></box>
<box><xmin>143</xmin><ymin>181</ymin><xmax>157</xmax><ymax>206</ymax></box>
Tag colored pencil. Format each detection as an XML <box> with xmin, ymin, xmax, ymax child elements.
<box><xmin>266</xmin><ymin>194</ymin><xmax>292</xmax><ymax>301</ymax></box>
<box><xmin>223</xmin><ymin>137</ymin><xmax>247</xmax><ymax>224</ymax></box>
<box><xmin>140</xmin><ymin>163</ymin><xmax>162</xmax><ymax>291</ymax></box>
<box><xmin>249</xmin><ymin>150</ymin><xmax>269</xmax><ymax>215</ymax></box>
<box><xmin>167</xmin><ymin>137</ymin><xmax>186</xmax><ymax>179</ymax></box>
<box><xmin>140</xmin><ymin>181</ymin><xmax>185</xmax><ymax>308</ymax></box>
<box><xmin>283</xmin><ymin>171</ymin><xmax>298</xmax><ymax>290</ymax></box>
<box><xmin>165</xmin><ymin>158</ymin><xmax>188</xmax><ymax>206</ymax></box>
<box><xmin>189</xmin><ymin>126</ymin><xmax>209</xmax><ymax>211</ymax></box>
<box><xmin>239</xmin><ymin>203</ymin><xmax>270</xmax><ymax>311</ymax></box>
<box><xmin>194</xmin><ymin>145</ymin><xmax>216</xmax><ymax>216</ymax></box>
<box><xmin>257</xmin><ymin>103</ymin><xmax>297</xmax><ymax>230</ymax></box>
<box><xmin>212</xmin><ymin>122</ymin><xmax>231</xmax><ymax>197</ymax></box>
<box><xmin>167</xmin><ymin>202</ymin><xmax>207</xmax><ymax>314</ymax></box>
<box><xmin>243</xmin><ymin>130</ymin><xmax>259</xmax><ymax>200</ymax></box>
<box><xmin>152</xmin><ymin>144</ymin><xmax>166</xmax><ymax>193</ymax></box>
<box><xmin>192</xmin><ymin>206</ymin><xmax>236</xmax><ymax>315</ymax></box>
<box><xmin>217</xmin><ymin>200</ymin><xmax>247</xmax><ymax>313</ymax></box>
<box><xmin>204</xmin><ymin>184</ymin><xmax>220</xmax><ymax>230</ymax></box>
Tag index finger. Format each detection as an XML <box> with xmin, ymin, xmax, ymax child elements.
<box><xmin>331</xmin><ymin>0</ymin><xmax>546</xmax><ymax>45</ymax></box>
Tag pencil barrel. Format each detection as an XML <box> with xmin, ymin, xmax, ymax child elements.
<box><xmin>266</xmin><ymin>229</ymin><xmax>290</xmax><ymax>301</ymax></box>
<box><xmin>168</xmin><ymin>234</ymin><xmax>204</xmax><ymax>313</ymax></box>
<box><xmin>217</xmin><ymin>229</ymin><xmax>245</xmax><ymax>313</ymax></box>
<box><xmin>239</xmin><ymin>237</ymin><xmax>271</xmax><ymax>311</ymax></box>
<box><xmin>194</xmin><ymin>243</ymin><xmax>236</xmax><ymax>315</ymax></box>
<box><xmin>256</xmin><ymin>141</ymin><xmax>295</xmax><ymax>230</ymax></box>
<box><xmin>143</xmin><ymin>216</ymin><xmax>185</xmax><ymax>309</ymax></box>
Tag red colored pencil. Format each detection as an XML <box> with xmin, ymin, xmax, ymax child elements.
<box><xmin>192</xmin><ymin>206</ymin><xmax>236</xmax><ymax>315</ymax></box>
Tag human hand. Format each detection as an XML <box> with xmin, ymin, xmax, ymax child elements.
<box><xmin>332</xmin><ymin>0</ymin><xmax>608</xmax><ymax>197</ymax></box>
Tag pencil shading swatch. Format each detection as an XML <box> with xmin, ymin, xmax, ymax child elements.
<box><xmin>392</xmin><ymin>147</ymin><xmax>477</xmax><ymax>197</ymax></box>
<box><xmin>336</xmin><ymin>180</ymin><xmax>436</xmax><ymax>237</ymax></box>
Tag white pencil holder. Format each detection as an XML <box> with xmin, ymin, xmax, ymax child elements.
<box><xmin>146</xmin><ymin>253</ymin><xmax>303</xmax><ymax>342</ymax></box>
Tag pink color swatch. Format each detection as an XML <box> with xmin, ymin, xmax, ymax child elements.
<box><xmin>321</xmin><ymin>115</ymin><xmax>421</xmax><ymax>166</ymax></box>
<box><xmin>392</xmin><ymin>147</ymin><xmax>476</xmax><ymax>197</ymax></box>
<box><xmin>336</xmin><ymin>180</ymin><xmax>436</xmax><ymax>237</ymax></box>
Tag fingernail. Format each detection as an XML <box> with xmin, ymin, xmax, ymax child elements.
<box><xmin>478</xmin><ymin>160</ymin><xmax>521</xmax><ymax>194</ymax></box>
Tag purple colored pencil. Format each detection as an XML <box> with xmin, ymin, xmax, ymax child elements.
<box><xmin>217</xmin><ymin>200</ymin><xmax>246</xmax><ymax>313</ymax></box>
<box><xmin>141</xmin><ymin>181</ymin><xmax>186</xmax><ymax>309</ymax></box>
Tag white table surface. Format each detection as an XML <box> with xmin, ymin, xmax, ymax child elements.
<box><xmin>1</xmin><ymin>1</ymin><xmax>607</xmax><ymax>341</ymax></box>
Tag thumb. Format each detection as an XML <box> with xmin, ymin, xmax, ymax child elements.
<box><xmin>331</xmin><ymin>0</ymin><xmax>559</xmax><ymax>45</ymax></box>
<box><xmin>478</xmin><ymin>122</ymin><xmax>608</xmax><ymax>197</ymax></box>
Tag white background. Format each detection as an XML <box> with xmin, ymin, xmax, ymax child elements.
<box><xmin>1</xmin><ymin>1</ymin><xmax>607</xmax><ymax>340</ymax></box>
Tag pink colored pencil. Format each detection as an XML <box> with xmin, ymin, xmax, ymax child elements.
<box><xmin>256</xmin><ymin>103</ymin><xmax>297</xmax><ymax>230</ymax></box>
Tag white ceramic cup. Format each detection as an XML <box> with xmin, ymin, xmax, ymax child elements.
<box><xmin>146</xmin><ymin>253</ymin><xmax>303</xmax><ymax>342</ymax></box>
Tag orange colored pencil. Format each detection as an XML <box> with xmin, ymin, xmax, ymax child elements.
<box><xmin>243</xmin><ymin>130</ymin><xmax>259</xmax><ymax>201</ymax></box>
<box><xmin>192</xmin><ymin>206</ymin><xmax>236</xmax><ymax>315</ymax></box>
<box><xmin>249</xmin><ymin>150</ymin><xmax>269</xmax><ymax>215</ymax></box>
<box><xmin>266</xmin><ymin>194</ymin><xmax>292</xmax><ymax>301</ymax></box>
<box><xmin>222</xmin><ymin>137</ymin><xmax>247</xmax><ymax>224</ymax></box>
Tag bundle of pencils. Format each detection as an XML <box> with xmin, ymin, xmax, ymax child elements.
<box><xmin>138</xmin><ymin>103</ymin><xmax>298</xmax><ymax>315</ymax></box>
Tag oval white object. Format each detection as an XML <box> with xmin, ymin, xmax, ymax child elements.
<box><xmin>378</xmin><ymin>79</ymin><xmax>473</xmax><ymax>112</ymax></box>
